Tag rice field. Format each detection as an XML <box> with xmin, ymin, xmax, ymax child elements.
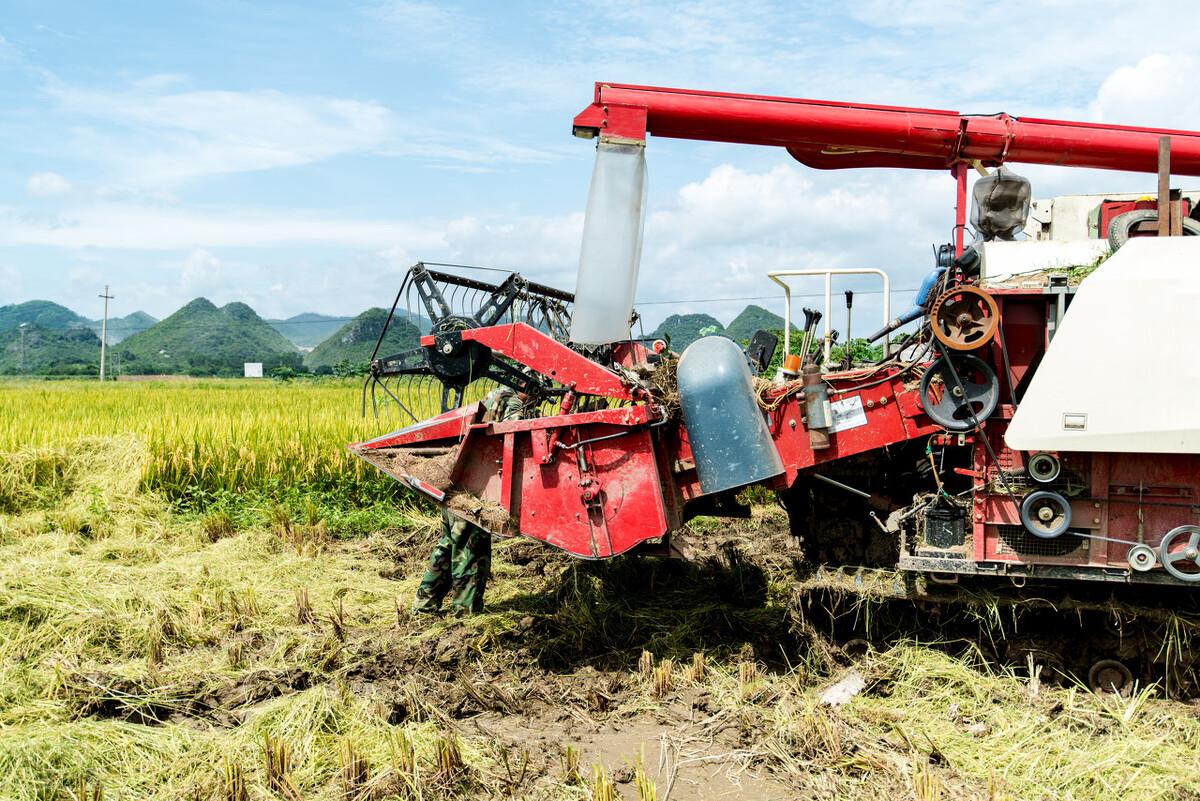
<box><xmin>0</xmin><ymin>378</ymin><xmax>407</xmax><ymax>505</ymax></box>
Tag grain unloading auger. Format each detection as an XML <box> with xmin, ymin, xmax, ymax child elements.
<box><xmin>352</xmin><ymin>82</ymin><xmax>1200</xmax><ymax>589</ymax></box>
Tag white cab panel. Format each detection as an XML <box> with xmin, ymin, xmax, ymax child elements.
<box><xmin>1005</xmin><ymin>237</ymin><xmax>1200</xmax><ymax>453</ymax></box>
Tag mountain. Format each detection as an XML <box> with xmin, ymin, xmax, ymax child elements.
<box><xmin>306</xmin><ymin>308</ymin><xmax>421</xmax><ymax>370</ymax></box>
<box><xmin>268</xmin><ymin>312</ymin><xmax>347</xmax><ymax>349</ymax></box>
<box><xmin>117</xmin><ymin>298</ymin><xmax>302</xmax><ymax>376</ymax></box>
<box><xmin>650</xmin><ymin>313</ymin><xmax>725</xmax><ymax>352</ymax></box>
<box><xmin>0</xmin><ymin>300</ymin><xmax>158</xmax><ymax>345</ymax></box>
<box><xmin>89</xmin><ymin>310</ymin><xmax>158</xmax><ymax>344</ymax></box>
<box><xmin>0</xmin><ymin>300</ymin><xmax>90</xmax><ymax>333</ymax></box>
<box><xmin>0</xmin><ymin>324</ymin><xmax>100</xmax><ymax>376</ymax></box>
<box><xmin>724</xmin><ymin>304</ymin><xmax>798</xmax><ymax>345</ymax></box>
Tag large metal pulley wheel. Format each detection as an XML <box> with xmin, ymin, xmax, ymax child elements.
<box><xmin>1020</xmin><ymin>490</ymin><xmax>1072</xmax><ymax>539</ymax></box>
<box><xmin>1158</xmin><ymin>525</ymin><xmax>1200</xmax><ymax>583</ymax></box>
<box><xmin>930</xmin><ymin>285</ymin><xmax>999</xmax><ymax>351</ymax></box>
<box><xmin>918</xmin><ymin>354</ymin><xmax>1000</xmax><ymax>432</ymax></box>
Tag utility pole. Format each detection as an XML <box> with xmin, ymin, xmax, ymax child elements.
<box><xmin>18</xmin><ymin>322</ymin><xmax>27</xmax><ymax>373</ymax></box>
<box><xmin>99</xmin><ymin>285</ymin><xmax>114</xmax><ymax>382</ymax></box>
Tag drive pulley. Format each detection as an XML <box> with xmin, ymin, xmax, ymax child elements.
<box><xmin>1159</xmin><ymin>525</ymin><xmax>1200</xmax><ymax>583</ymax></box>
<box><xmin>930</xmin><ymin>285</ymin><xmax>999</xmax><ymax>351</ymax></box>
<box><xmin>918</xmin><ymin>354</ymin><xmax>1000</xmax><ymax>431</ymax></box>
<box><xmin>1020</xmin><ymin>490</ymin><xmax>1072</xmax><ymax>539</ymax></box>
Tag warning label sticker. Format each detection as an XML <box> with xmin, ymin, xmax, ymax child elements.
<box><xmin>829</xmin><ymin>396</ymin><xmax>868</xmax><ymax>433</ymax></box>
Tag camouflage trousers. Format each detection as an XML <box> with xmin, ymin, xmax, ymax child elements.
<box><xmin>412</xmin><ymin>509</ymin><xmax>492</xmax><ymax>616</ymax></box>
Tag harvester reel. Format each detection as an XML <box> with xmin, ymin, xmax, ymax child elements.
<box><xmin>930</xmin><ymin>285</ymin><xmax>999</xmax><ymax>351</ymax></box>
<box><xmin>365</xmin><ymin>263</ymin><xmax>576</xmax><ymax>424</ymax></box>
<box><xmin>918</xmin><ymin>354</ymin><xmax>999</xmax><ymax>431</ymax></box>
<box><xmin>1158</xmin><ymin>525</ymin><xmax>1200</xmax><ymax>583</ymax></box>
<box><xmin>1020</xmin><ymin>490</ymin><xmax>1071</xmax><ymax>539</ymax></box>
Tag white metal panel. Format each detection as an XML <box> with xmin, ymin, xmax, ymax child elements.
<box><xmin>981</xmin><ymin>240</ymin><xmax>1110</xmax><ymax>283</ymax></box>
<box><xmin>1005</xmin><ymin>237</ymin><xmax>1200</xmax><ymax>453</ymax></box>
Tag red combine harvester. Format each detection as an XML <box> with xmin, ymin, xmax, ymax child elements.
<box><xmin>352</xmin><ymin>84</ymin><xmax>1200</xmax><ymax>684</ymax></box>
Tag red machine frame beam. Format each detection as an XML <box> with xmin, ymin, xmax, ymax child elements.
<box><xmin>461</xmin><ymin>323</ymin><xmax>642</xmax><ymax>400</ymax></box>
<box><xmin>573</xmin><ymin>82</ymin><xmax>1200</xmax><ymax>176</ymax></box>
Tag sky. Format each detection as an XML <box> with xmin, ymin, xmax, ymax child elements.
<box><xmin>2</xmin><ymin>0</ymin><xmax>1200</xmax><ymax>333</ymax></box>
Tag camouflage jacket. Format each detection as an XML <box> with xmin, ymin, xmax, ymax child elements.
<box><xmin>481</xmin><ymin>387</ymin><xmax>524</xmax><ymax>422</ymax></box>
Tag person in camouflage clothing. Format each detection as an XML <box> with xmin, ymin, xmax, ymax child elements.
<box><xmin>412</xmin><ymin>385</ymin><xmax>525</xmax><ymax>616</ymax></box>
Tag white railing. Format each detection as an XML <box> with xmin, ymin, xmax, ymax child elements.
<box><xmin>766</xmin><ymin>268</ymin><xmax>892</xmax><ymax>363</ymax></box>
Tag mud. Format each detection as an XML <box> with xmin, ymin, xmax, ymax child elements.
<box><xmin>353</xmin><ymin>446</ymin><xmax>512</xmax><ymax>533</ymax></box>
<box><xmin>354</xmin><ymin>446</ymin><xmax>458</xmax><ymax>492</ymax></box>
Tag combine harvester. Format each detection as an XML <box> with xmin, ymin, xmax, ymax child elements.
<box><xmin>353</xmin><ymin>83</ymin><xmax>1200</xmax><ymax>692</ymax></box>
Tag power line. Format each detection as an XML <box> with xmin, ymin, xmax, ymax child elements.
<box><xmin>636</xmin><ymin>287</ymin><xmax>919</xmax><ymax>306</ymax></box>
<box><xmin>92</xmin><ymin>287</ymin><xmax>923</xmax><ymax>335</ymax></box>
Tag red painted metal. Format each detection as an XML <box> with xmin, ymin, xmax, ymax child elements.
<box><xmin>1098</xmin><ymin>197</ymin><xmax>1193</xmax><ymax>239</ymax></box>
<box><xmin>766</xmin><ymin>373</ymin><xmax>940</xmax><ymax>487</ymax></box>
<box><xmin>356</xmin><ymin>403</ymin><xmax>478</xmax><ymax>449</ymax></box>
<box><xmin>350</xmin><ymin>82</ymin><xmax>1200</xmax><ymax>584</ymax></box>
<box><xmin>463</xmin><ymin>323</ymin><xmax>640</xmax><ymax>400</ymax></box>
<box><xmin>573</xmin><ymin>82</ymin><xmax>1200</xmax><ymax>175</ymax></box>
<box><xmin>953</xmin><ymin>163</ymin><xmax>968</xmax><ymax>256</ymax></box>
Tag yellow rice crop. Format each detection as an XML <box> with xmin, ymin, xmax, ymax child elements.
<box><xmin>0</xmin><ymin>378</ymin><xmax>411</xmax><ymax>502</ymax></box>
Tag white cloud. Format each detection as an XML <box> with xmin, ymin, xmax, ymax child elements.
<box><xmin>846</xmin><ymin>0</ymin><xmax>972</xmax><ymax>29</ymax></box>
<box><xmin>444</xmin><ymin>212</ymin><xmax>584</xmax><ymax>284</ymax></box>
<box><xmin>366</xmin><ymin>0</ymin><xmax>474</xmax><ymax>44</ymax></box>
<box><xmin>0</xmin><ymin>203</ymin><xmax>446</xmax><ymax>250</ymax></box>
<box><xmin>1090</xmin><ymin>54</ymin><xmax>1200</xmax><ymax>129</ymax></box>
<box><xmin>49</xmin><ymin>82</ymin><xmax>394</xmax><ymax>185</ymax></box>
<box><xmin>180</xmin><ymin>248</ymin><xmax>222</xmax><ymax>293</ymax></box>
<box><xmin>25</xmin><ymin>171</ymin><xmax>72</xmax><ymax>197</ymax></box>
<box><xmin>630</xmin><ymin>163</ymin><xmax>949</xmax><ymax>328</ymax></box>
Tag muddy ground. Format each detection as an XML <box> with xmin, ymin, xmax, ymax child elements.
<box><xmin>7</xmin><ymin>490</ymin><xmax>1200</xmax><ymax>800</ymax></box>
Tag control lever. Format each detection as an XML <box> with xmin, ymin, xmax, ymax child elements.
<box><xmin>799</xmin><ymin>307</ymin><xmax>822</xmax><ymax>365</ymax></box>
<box><xmin>843</xmin><ymin>290</ymin><xmax>854</xmax><ymax>370</ymax></box>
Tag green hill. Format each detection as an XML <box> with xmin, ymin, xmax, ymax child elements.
<box><xmin>94</xmin><ymin>310</ymin><xmax>157</xmax><ymax>343</ymax></box>
<box><xmin>117</xmin><ymin>298</ymin><xmax>302</xmax><ymax>376</ymax></box>
<box><xmin>0</xmin><ymin>324</ymin><xmax>100</xmax><ymax>376</ymax></box>
<box><xmin>306</xmin><ymin>308</ymin><xmax>421</xmax><ymax>371</ymax></box>
<box><xmin>268</xmin><ymin>312</ymin><xmax>346</xmax><ymax>349</ymax></box>
<box><xmin>724</xmin><ymin>304</ymin><xmax>798</xmax><ymax>345</ymax></box>
<box><xmin>649</xmin><ymin>313</ymin><xmax>725</xmax><ymax>352</ymax></box>
<box><xmin>0</xmin><ymin>300</ymin><xmax>158</xmax><ymax>344</ymax></box>
<box><xmin>0</xmin><ymin>300</ymin><xmax>90</xmax><ymax>332</ymax></box>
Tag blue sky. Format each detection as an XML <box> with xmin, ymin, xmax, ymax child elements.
<box><xmin>2</xmin><ymin>0</ymin><xmax>1199</xmax><ymax>331</ymax></box>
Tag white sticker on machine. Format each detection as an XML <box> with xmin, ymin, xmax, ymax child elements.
<box><xmin>829</xmin><ymin>396</ymin><xmax>868</xmax><ymax>433</ymax></box>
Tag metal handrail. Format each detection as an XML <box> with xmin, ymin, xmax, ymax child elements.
<box><xmin>766</xmin><ymin>268</ymin><xmax>892</xmax><ymax>363</ymax></box>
